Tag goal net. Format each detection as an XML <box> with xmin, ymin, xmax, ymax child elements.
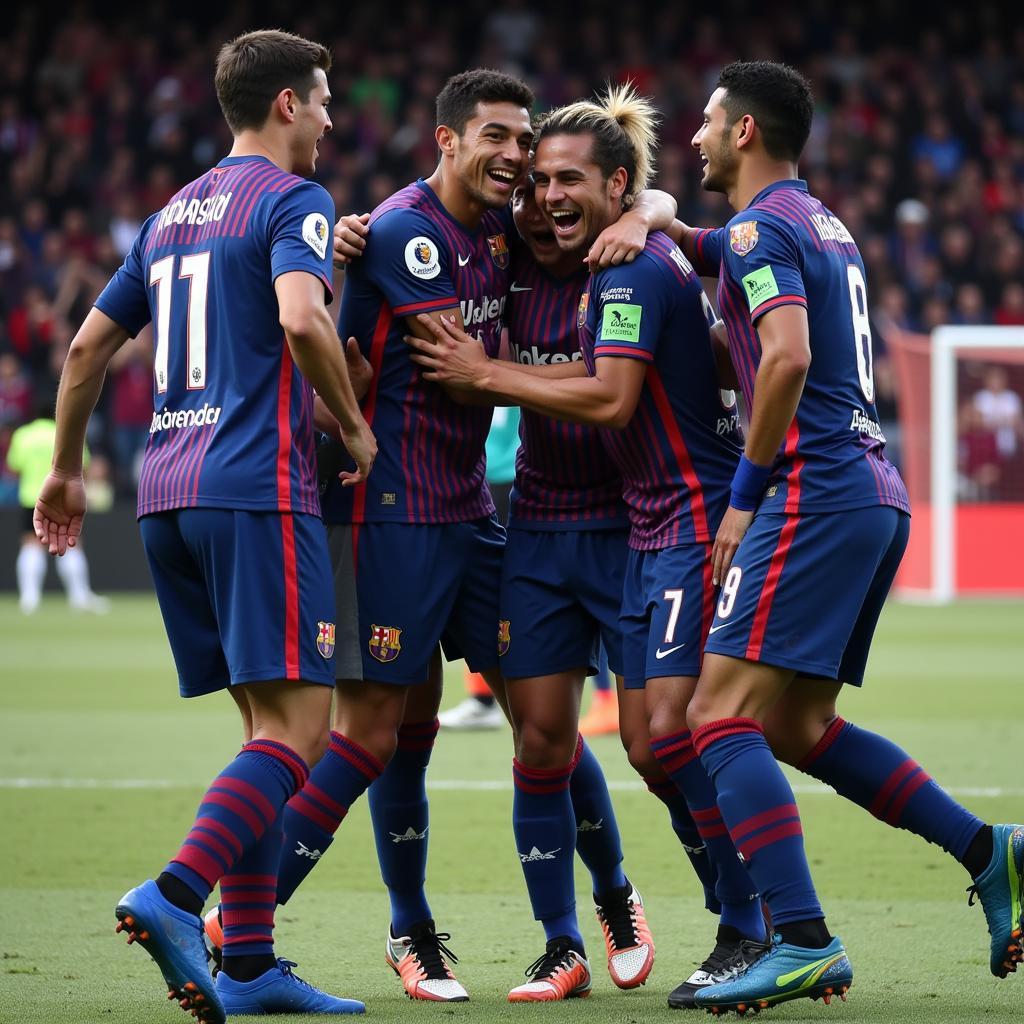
<box><xmin>886</xmin><ymin>325</ymin><xmax>1024</xmax><ymax>601</ymax></box>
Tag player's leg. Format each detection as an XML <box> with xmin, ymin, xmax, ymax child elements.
<box><xmin>15</xmin><ymin>518</ymin><xmax>47</xmax><ymax>613</ymax></box>
<box><xmin>369</xmin><ymin>654</ymin><xmax>443</xmax><ymax>943</ymax></box>
<box><xmin>438</xmin><ymin>666</ymin><xmax>504</xmax><ymax>729</ymax></box>
<box><xmin>765</xmin><ymin>509</ymin><xmax>1022</xmax><ymax>978</ymax></box>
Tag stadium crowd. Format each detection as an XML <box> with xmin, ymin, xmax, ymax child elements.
<box><xmin>2</xmin><ymin>1</ymin><xmax>1024</xmax><ymax>499</ymax></box>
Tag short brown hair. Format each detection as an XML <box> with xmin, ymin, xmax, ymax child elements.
<box><xmin>435</xmin><ymin>69</ymin><xmax>534</xmax><ymax>137</ymax></box>
<box><xmin>215</xmin><ymin>29</ymin><xmax>332</xmax><ymax>134</ymax></box>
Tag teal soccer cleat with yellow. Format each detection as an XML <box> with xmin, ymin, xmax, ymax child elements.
<box><xmin>694</xmin><ymin>934</ymin><xmax>851</xmax><ymax>1016</ymax></box>
<box><xmin>968</xmin><ymin>823</ymin><xmax>1024</xmax><ymax>978</ymax></box>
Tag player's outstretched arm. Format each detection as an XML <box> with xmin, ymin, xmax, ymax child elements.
<box><xmin>277</xmin><ymin>271</ymin><xmax>377</xmax><ymax>485</ymax></box>
<box><xmin>711</xmin><ymin>304</ymin><xmax>810</xmax><ymax>585</ymax></box>
<box><xmin>586</xmin><ymin>189</ymin><xmax>677</xmax><ymax>268</ymax></box>
<box><xmin>407</xmin><ymin>314</ymin><xmax>644</xmax><ymax>428</ymax></box>
<box><xmin>36</xmin><ymin>308</ymin><xmax>131</xmax><ymax>554</ymax></box>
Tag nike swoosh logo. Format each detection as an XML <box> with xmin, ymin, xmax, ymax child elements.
<box><xmin>457</xmin><ymin>253</ymin><xmax>470</xmax><ymax>267</ymax></box>
<box><xmin>775</xmin><ymin>952</ymin><xmax>847</xmax><ymax>990</ymax></box>
<box><xmin>655</xmin><ymin>644</ymin><xmax>686</xmax><ymax>659</ymax></box>
<box><xmin>509</xmin><ymin>283</ymin><xmax>532</xmax><ymax>292</ymax></box>
<box><xmin>708</xmin><ymin>623</ymin><xmax>732</xmax><ymax>635</ymax></box>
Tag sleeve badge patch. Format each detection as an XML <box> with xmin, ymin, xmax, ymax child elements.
<box><xmin>729</xmin><ymin>220</ymin><xmax>759</xmax><ymax>256</ymax></box>
<box><xmin>302</xmin><ymin>212</ymin><xmax>330</xmax><ymax>260</ymax></box>
<box><xmin>316</xmin><ymin>621</ymin><xmax>336</xmax><ymax>658</ymax></box>
<box><xmin>369</xmin><ymin>623</ymin><xmax>403</xmax><ymax>663</ymax></box>
<box><xmin>404</xmin><ymin>236</ymin><xmax>441</xmax><ymax>279</ymax></box>
<box><xmin>600</xmin><ymin>302</ymin><xmax>643</xmax><ymax>342</ymax></box>
<box><xmin>487</xmin><ymin>232</ymin><xmax>510</xmax><ymax>269</ymax></box>
<box><xmin>740</xmin><ymin>265</ymin><xmax>781</xmax><ymax>312</ymax></box>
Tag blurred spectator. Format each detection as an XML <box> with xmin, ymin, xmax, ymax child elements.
<box><xmin>973</xmin><ymin>366</ymin><xmax>1024</xmax><ymax>460</ymax></box>
<box><xmin>958</xmin><ymin>402</ymin><xmax>1002</xmax><ymax>501</ymax></box>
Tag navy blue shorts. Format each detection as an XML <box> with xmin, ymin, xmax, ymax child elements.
<box><xmin>140</xmin><ymin>509</ymin><xmax>336</xmax><ymax>698</ymax></box>
<box><xmin>499</xmin><ymin>527</ymin><xmax>627</xmax><ymax>679</ymax></box>
<box><xmin>330</xmin><ymin>516</ymin><xmax>505</xmax><ymax>685</ymax></box>
<box><xmin>704</xmin><ymin>505</ymin><xmax>910</xmax><ymax>685</ymax></box>
<box><xmin>621</xmin><ymin>542</ymin><xmax>715</xmax><ymax>689</ymax></box>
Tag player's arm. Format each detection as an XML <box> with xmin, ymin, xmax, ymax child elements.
<box><xmin>664</xmin><ymin>222</ymin><xmax>723</xmax><ymax>278</ymax></box>
<box><xmin>277</xmin><ymin>271</ymin><xmax>376</xmax><ymax>484</ymax></box>
<box><xmin>586</xmin><ymin>189</ymin><xmax>677</xmax><ymax>268</ymax></box>
<box><xmin>407</xmin><ymin>314</ymin><xmax>645</xmax><ymax>427</ymax></box>
<box><xmin>710</xmin><ymin>320</ymin><xmax>740</xmax><ymax>390</ymax></box>
<box><xmin>36</xmin><ymin>308</ymin><xmax>130</xmax><ymax>554</ymax></box>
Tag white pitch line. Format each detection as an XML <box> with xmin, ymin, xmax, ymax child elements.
<box><xmin>1</xmin><ymin>777</ymin><xmax>1021</xmax><ymax>798</ymax></box>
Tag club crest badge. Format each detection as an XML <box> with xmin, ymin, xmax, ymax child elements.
<box><xmin>497</xmin><ymin>619</ymin><xmax>511</xmax><ymax>657</ymax></box>
<box><xmin>729</xmin><ymin>220</ymin><xmax>759</xmax><ymax>256</ymax></box>
<box><xmin>369</xmin><ymin>623</ymin><xmax>402</xmax><ymax>663</ymax></box>
<box><xmin>487</xmin><ymin>232</ymin><xmax>510</xmax><ymax>269</ymax></box>
<box><xmin>316</xmin><ymin>621</ymin><xmax>336</xmax><ymax>659</ymax></box>
<box><xmin>577</xmin><ymin>291</ymin><xmax>590</xmax><ymax>329</ymax></box>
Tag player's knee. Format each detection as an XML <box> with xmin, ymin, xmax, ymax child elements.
<box><xmin>685</xmin><ymin>692</ymin><xmax>717</xmax><ymax>732</ymax></box>
<box><xmin>648</xmin><ymin>703</ymin><xmax>689</xmax><ymax>744</ymax></box>
<box><xmin>621</xmin><ymin>730</ymin><xmax>658</xmax><ymax>779</ymax></box>
<box><xmin>515</xmin><ymin>718</ymin><xmax>577</xmax><ymax>768</ymax></box>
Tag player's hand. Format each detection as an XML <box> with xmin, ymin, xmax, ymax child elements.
<box><xmin>405</xmin><ymin>315</ymin><xmax>489</xmax><ymax>388</ymax></box>
<box><xmin>333</xmin><ymin>213</ymin><xmax>370</xmax><ymax>268</ymax></box>
<box><xmin>33</xmin><ymin>470</ymin><xmax>87</xmax><ymax>556</ymax></box>
<box><xmin>711</xmin><ymin>505</ymin><xmax>754</xmax><ymax>587</ymax></box>
<box><xmin>585</xmin><ymin>216</ymin><xmax>647</xmax><ymax>268</ymax></box>
<box><xmin>344</xmin><ymin>336</ymin><xmax>373</xmax><ymax>401</ymax></box>
<box><xmin>339</xmin><ymin>419</ymin><xmax>377</xmax><ymax>485</ymax></box>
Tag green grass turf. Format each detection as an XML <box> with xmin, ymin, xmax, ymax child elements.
<box><xmin>1</xmin><ymin>594</ymin><xmax>1022</xmax><ymax>1022</ymax></box>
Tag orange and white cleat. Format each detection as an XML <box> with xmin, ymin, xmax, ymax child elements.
<box><xmin>579</xmin><ymin>690</ymin><xmax>619</xmax><ymax>737</ymax></box>
<box><xmin>508</xmin><ymin>938</ymin><xmax>592</xmax><ymax>1002</ymax></box>
<box><xmin>595</xmin><ymin>882</ymin><xmax>655</xmax><ymax>988</ymax></box>
<box><xmin>385</xmin><ymin>920</ymin><xmax>468</xmax><ymax>1001</ymax></box>
<box><xmin>203</xmin><ymin>906</ymin><xmax>224</xmax><ymax>975</ymax></box>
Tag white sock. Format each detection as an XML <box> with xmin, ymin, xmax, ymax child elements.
<box><xmin>16</xmin><ymin>542</ymin><xmax>47</xmax><ymax>609</ymax></box>
<box><xmin>56</xmin><ymin>546</ymin><xmax>93</xmax><ymax>604</ymax></box>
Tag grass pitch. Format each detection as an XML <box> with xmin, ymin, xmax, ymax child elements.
<box><xmin>1</xmin><ymin>594</ymin><xmax>1022</xmax><ymax>1023</ymax></box>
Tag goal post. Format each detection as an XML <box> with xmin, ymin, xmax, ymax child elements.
<box><xmin>889</xmin><ymin>324</ymin><xmax>1024</xmax><ymax>602</ymax></box>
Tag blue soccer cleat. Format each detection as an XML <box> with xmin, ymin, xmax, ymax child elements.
<box><xmin>694</xmin><ymin>934</ymin><xmax>852</xmax><ymax>1015</ymax></box>
<box><xmin>114</xmin><ymin>878</ymin><xmax>224</xmax><ymax>1024</ymax></box>
<box><xmin>968</xmin><ymin>823</ymin><xmax>1024</xmax><ymax>978</ymax></box>
<box><xmin>216</xmin><ymin>959</ymin><xmax>366</xmax><ymax>1014</ymax></box>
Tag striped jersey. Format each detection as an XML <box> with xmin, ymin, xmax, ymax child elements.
<box><xmin>505</xmin><ymin>250</ymin><xmax>627</xmax><ymax>530</ymax></box>
<box><xmin>580</xmin><ymin>231</ymin><xmax>744</xmax><ymax>550</ymax></box>
<box><xmin>695</xmin><ymin>179</ymin><xmax>909</xmax><ymax>515</ymax></box>
<box><xmin>321</xmin><ymin>179</ymin><xmax>512</xmax><ymax>524</ymax></box>
<box><xmin>94</xmin><ymin>155</ymin><xmax>334</xmax><ymax>519</ymax></box>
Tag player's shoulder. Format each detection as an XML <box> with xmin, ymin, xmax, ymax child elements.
<box><xmin>369</xmin><ymin>181</ymin><xmax>436</xmax><ymax>230</ymax></box>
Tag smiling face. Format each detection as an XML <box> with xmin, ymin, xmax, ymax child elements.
<box><xmin>290</xmin><ymin>68</ymin><xmax>332</xmax><ymax>177</ymax></box>
<box><xmin>447</xmin><ymin>100</ymin><xmax>533</xmax><ymax>209</ymax></box>
<box><xmin>532</xmin><ymin>132</ymin><xmax>626</xmax><ymax>252</ymax></box>
<box><xmin>512</xmin><ymin>179</ymin><xmax>565</xmax><ymax>267</ymax></box>
<box><xmin>691</xmin><ymin>86</ymin><xmax>738</xmax><ymax>195</ymax></box>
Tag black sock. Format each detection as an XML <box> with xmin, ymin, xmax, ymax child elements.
<box><xmin>716</xmin><ymin>923</ymin><xmax>745</xmax><ymax>945</ymax></box>
<box><xmin>777</xmin><ymin>918</ymin><xmax>831</xmax><ymax>949</ymax></box>
<box><xmin>475</xmin><ymin>695</ymin><xmax>495</xmax><ymax>708</ymax></box>
<box><xmin>222</xmin><ymin>953</ymin><xmax>277</xmax><ymax>982</ymax></box>
<box><xmin>155</xmin><ymin>872</ymin><xmax>203</xmax><ymax>917</ymax></box>
<box><xmin>962</xmin><ymin>824</ymin><xmax>994</xmax><ymax>880</ymax></box>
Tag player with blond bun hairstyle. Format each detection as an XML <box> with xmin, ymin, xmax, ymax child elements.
<box><xmin>407</xmin><ymin>83</ymin><xmax>765</xmax><ymax>1007</ymax></box>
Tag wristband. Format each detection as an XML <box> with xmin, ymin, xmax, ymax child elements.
<box><xmin>729</xmin><ymin>454</ymin><xmax>772</xmax><ymax>511</ymax></box>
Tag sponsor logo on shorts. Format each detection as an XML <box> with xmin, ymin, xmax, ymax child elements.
<box><xmin>497</xmin><ymin>619</ymin><xmax>511</xmax><ymax>656</ymax></box>
<box><xmin>389</xmin><ymin>826</ymin><xmax>428</xmax><ymax>843</ymax></box>
<box><xmin>316</xmin><ymin>620</ymin><xmax>336</xmax><ymax>659</ymax></box>
<box><xmin>369</xmin><ymin>623</ymin><xmax>402</xmax><ymax>663</ymax></box>
<box><xmin>655</xmin><ymin>643</ymin><xmax>686</xmax><ymax>659</ymax></box>
<box><xmin>519</xmin><ymin>846</ymin><xmax>560</xmax><ymax>863</ymax></box>
<box><xmin>708</xmin><ymin>622</ymin><xmax>732</xmax><ymax>635</ymax></box>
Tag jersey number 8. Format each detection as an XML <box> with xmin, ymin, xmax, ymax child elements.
<box><xmin>846</xmin><ymin>264</ymin><xmax>874</xmax><ymax>403</ymax></box>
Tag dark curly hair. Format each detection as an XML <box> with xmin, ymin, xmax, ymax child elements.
<box><xmin>717</xmin><ymin>61</ymin><xmax>814</xmax><ymax>162</ymax></box>
<box><xmin>435</xmin><ymin>69</ymin><xmax>534</xmax><ymax>136</ymax></box>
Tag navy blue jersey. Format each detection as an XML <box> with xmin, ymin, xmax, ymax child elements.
<box><xmin>322</xmin><ymin>180</ymin><xmax>513</xmax><ymax>525</ymax></box>
<box><xmin>580</xmin><ymin>231</ymin><xmax>744</xmax><ymax>550</ymax></box>
<box><xmin>505</xmin><ymin>251</ymin><xmax>627</xmax><ymax>530</ymax></box>
<box><xmin>702</xmin><ymin>180</ymin><xmax>909</xmax><ymax>514</ymax></box>
<box><xmin>95</xmin><ymin>156</ymin><xmax>334</xmax><ymax>518</ymax></box>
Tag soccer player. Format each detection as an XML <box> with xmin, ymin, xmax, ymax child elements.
<box><xmin>405</xmin><ymin>85</ymin><xmax>768</xmax><ymax>1004</ymax></box>
<box><xmin>33</xmin><ymin>30</ymin><xmax>376</xmax><ymax>1022</ymax></box>
<box><xmin>678</xmin><ymin>60</ymin><xmax>1024</xmax><ymax>1013</ymax></box>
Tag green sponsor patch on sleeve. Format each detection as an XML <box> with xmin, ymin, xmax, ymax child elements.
<box><xmin>600</xmin><ymin>302</ymin><xmax>643</xmax><ymax>342</ymax></box>
<box><xmin>740</xmin><ymin>265</ymin><xmax>780</xmax><ymax>312</ymax></box>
